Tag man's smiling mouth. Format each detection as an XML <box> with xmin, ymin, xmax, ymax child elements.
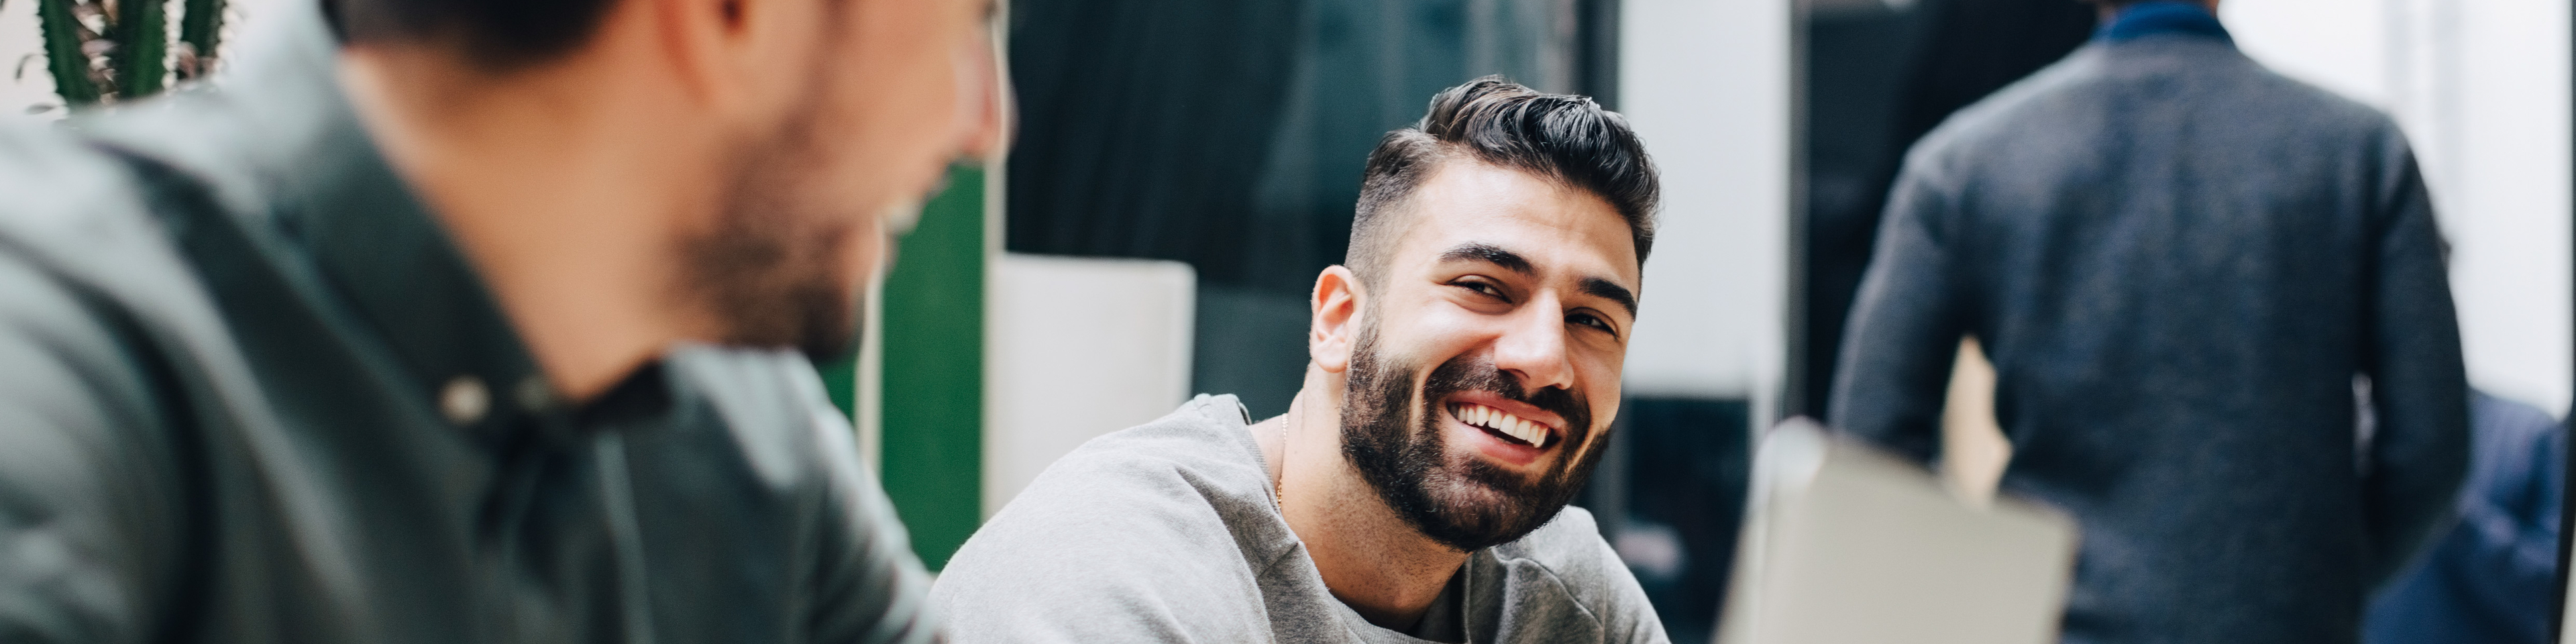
<box><xmin>1449</xmin><ymin>402</ymin><xmax>1554</xmax><ymax>449</ymax></box>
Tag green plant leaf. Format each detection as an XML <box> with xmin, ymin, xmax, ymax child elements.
<box><xmin>115</xmin><ymin>0</ymin><xmax>168</xmax><ymax>98</ymax></box>
<box><xmin>36</xmin><ymin>0</ymin><xmax>99</xmax><ymax>105</ymax></box>
<box><xmin>178</xmin><ymin>0</ymin><xmax>223</xmax><ymax>79</ymax></box>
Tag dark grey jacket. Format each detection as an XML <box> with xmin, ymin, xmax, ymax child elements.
<box><xmin>0</xmin><ymin>7</ymin><xmax>935</xmax><ymax>644</ymax></box>
<box><xmin>1829</xmin><ymin>33</ymin><xmax>2470</xmax><ymax>644</ymax></box>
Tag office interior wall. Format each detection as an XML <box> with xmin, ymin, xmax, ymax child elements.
<box><xmin>0</xmin><ymin>0</ymin><xmax>51</xmax><ymax>117</ymax></box>
<box><xmin>983</xmin><ymin>255</ymin><xmax>1197</xmax><ymax>517</ymax></box>
<box><xmin>1617</xmin><ymin>0</ymin><xmax>1790</xmax><ymax>411</ymax></box>
<box><xmin>2228</xmin><ymin>0</ymin><xmax>2575</xmax><ymax>416</ymax></box>
<box><xmin>1599</xmin><ymin>1</ymin><xmax>1786</xmax><ymax>639</ymax></box>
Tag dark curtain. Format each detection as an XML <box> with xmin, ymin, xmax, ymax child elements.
<box><xmin>1796</xmin><ymin>0</ymin><xmax>2098</xmax><ymax>419</ymax></box>
<box><xmin>1009</xmin><ymin>0</ymin><xmax>1582</xmax><ymax>418</ymax></box>
<box><xmin>1004</xmin><ymin>0</ymin><xmax>1308</xmax><ymax>287</ymax></box>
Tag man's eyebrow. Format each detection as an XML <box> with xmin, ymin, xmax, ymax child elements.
<box><xmin>1440</xmin><ymin>242</ymin><xmax>1638</xmax><ymax>317</ymax></box>
<box><xmin>1580</xmin><ymin>276</ymin><xmax>1638</xmax><ymax>317</ymax></box>
<box><xmin>1437</xmin><ymin>243</ymin><xmax>1534</xmax><ymax>275</ymax></box>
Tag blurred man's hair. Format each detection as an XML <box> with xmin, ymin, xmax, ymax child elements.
<box><xmin>322</xmin><ymin>0</ymin><xmax>620</xmax><ymax>70</ymax></box>
<box><xmin>1348</xmin><ymin>76</ymin><xmax>1658</xmax><ymax>288</ymax></box>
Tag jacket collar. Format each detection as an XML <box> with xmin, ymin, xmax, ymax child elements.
<box><xmin>2096</xmin><ymin>1</ymin><xmax>2233</xmax><ymax>45</ymax></box>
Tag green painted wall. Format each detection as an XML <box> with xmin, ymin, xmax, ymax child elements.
<box><xmin>873</xmin><ymin>166</ymin><xmax>986</xmax><ymax>570</ymax></box>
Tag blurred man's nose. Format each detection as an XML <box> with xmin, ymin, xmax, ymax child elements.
<box><xmin>1492</xmin><ymin>296</ymin><xmax>1575</xmax><ymax>396</ymax></box>
<box><xmin>956</xmin><ymin>35</ymin><xmax>1012</xmax><ymax>162</ymax></box>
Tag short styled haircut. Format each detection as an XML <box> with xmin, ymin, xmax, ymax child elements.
<box><xmin>323</xmin><ymin>0</ymin><xmax>619</xmax><ymax>70</ymax></box>
<box><xmin>1347</xmin><ymin>76</ymin><xmax>1659</xmax><ymax>288</ymax></box>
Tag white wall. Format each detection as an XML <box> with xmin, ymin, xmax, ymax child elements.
<box><xmin>0</xmin><ymin>0</ymin><xmax>63</xmax><ymax>119</ymax></box>
<box><xmin>982</xmin><ymin>254</ymin><xmax>1197</xmax><ymax>516</ymax></box>
<box><xmin>1617</xmin><ymin>0</ymin><xmax>1793</xmax><ymax>413</ymax></box>
<box><xmin>2229</xmin><ymin>0</ymin><xmax>2575</xmax><ymax>416</ymax></box>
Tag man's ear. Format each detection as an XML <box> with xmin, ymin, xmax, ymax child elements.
<box><xmin>653</xmin><ymin>0</ymin><xmax>804</xmax><ymax>116</ymax></box>
<box><xmin>1310</xmin><ymin>266</ymin><xmax>1364</xmax><ymax>374</ymax></box>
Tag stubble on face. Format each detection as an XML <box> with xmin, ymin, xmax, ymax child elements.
<box><xmin>676</xmin><ymin>19</ymin><xmax>869</xmax><ymax>362</ymax></box>
<box><xmin>1339</xmin><ymin>315</ymin><xmax>1607</xmax><ymax>552</ymax></box>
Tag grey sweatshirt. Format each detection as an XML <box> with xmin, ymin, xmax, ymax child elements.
<box><xmin>930</xmin><ymin>394</ymin><xmax>1668</xmax><ymax>643</ymax></box>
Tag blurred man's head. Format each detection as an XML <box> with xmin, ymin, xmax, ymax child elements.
<box><xmin>331</xmin><ymin>0</ymin><xmax>1006</xmax><ymax>362</ymax></box>
<box><xmin>1314</xmin><ymin>77</ymin><xmax>1655</xmax><ymax>551</ymax></box>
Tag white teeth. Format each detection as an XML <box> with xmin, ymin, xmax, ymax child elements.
<box><xmin>1456</xmin><ymin>402</ymin><xmax>1552</xmax><ymax>449</ymax></box>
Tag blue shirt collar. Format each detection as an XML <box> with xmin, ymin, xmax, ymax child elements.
<box><xmin>2096</xmin><ymin>1</ymin><xmax>2233</xmax><ymax>44</ymax></box>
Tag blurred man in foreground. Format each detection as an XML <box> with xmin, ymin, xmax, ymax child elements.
<box><xmin>1831</xmin><ymin>1</ymin><xmax>2468</xmax><ymax>642</ymax></box>
<box><xmin>0</xmin><ymin>0</ymin><xmax>1002</xmax><ymax>640</ymax></box>
<box><xmin>930</xmin><ymin>78</ymin><xmax>1668</xmax><ymax>643</ymax></box>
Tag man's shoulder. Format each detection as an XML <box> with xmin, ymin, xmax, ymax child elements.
<box><xmin>0</xmin><ymin>123</ymin><xmax>166</xmax><ymax>272</ymax></box>
<box><xmin>1487</xmin><ymin>506</ymin><xmax>1633</xmax><ymax>596</ymax></box>
<box><xmin>0</xmin><ymin>120</ymin><xmax>237</xmax><ymax>423</ymax></box>
<box><xmin>1482</xmin><ymin>506</ymin><xmax>1670</xmax><ymax>643</ymax></box>
<box><xmin>959</xmin><ymin>394</ymin><xmax>1273</xmax><ymax>547</ymax></box>
<box><xmin>930</xmin><ymin>394</ymin><xmax>1283</xmax><ymax>641</ymax></box>
<box><xmin>0</xmin><ymin>123</ymin><xmax>235</xmax><ymax>643</ymax></box>
<box><xmin>1047</xmin><ymin>394</ymin><xmax>1267</xmax><ymax>487</ymax></box>
<box><xmin>1489</xmin><ymin>506</ymin><xmax>1615</xmax><ymax>571</ymax></box>
<box><xmin>1916</xmin><ymin>42</ymin><xmax>2403</xmax><ymax>176</ymax></box>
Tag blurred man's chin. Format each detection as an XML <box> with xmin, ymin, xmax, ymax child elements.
<box><xmin>798</xmin><ymin>303</ymin><xmax>861</xmax><ymax>364</ymax></box>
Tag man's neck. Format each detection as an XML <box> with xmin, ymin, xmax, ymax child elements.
<box><xmin>1260</xmin><ymin>374</ymin><xmax>1471</xmax><ymax>632</ymax></box>
<box><xmin>337</xmin><ymin>44</ymin><xmax>718</xmax><ymax>403</ymax></box>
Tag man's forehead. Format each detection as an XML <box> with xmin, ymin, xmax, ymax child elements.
<box><xmin>1392</xmin><ymin>162</ymin><xmax>1642</xmax><ymax>286</ymax></box>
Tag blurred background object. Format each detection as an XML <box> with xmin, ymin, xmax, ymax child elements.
<box><xmin>2365</xmin><ymin>391</ymin><xmax>2564</xmax><ymax>644</ymax></box>
<box><xmin>1718</xmin><ymin>418</ymin><xmax>2077</xmax><ymax>644</ymax></box>
<box><xmin>1</xmin><ymin>0</ymin><xmax>258</xmax><ymax>113</ymax></box>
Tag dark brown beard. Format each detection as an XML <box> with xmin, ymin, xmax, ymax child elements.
<box><xmin>1338</xmin><ymin>315</ymin><xmax>1606</xmax><ymax>551</ymax></box>
<box><xmin>678</xmin><ymin>105</ymin><xmax>861</xmax><ymax>361</ymax></box>
<box><xmin>674</xmin><ymin>0</ymin><xmax>867</xmax><ymax>362</ymax></box>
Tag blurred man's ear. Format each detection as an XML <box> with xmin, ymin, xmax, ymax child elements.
<box><xmin>651</xmin><ymin>0</ymin><xmax>815</xmax><ymax>119</ymax></box>
<box><xmin>1310</xmin><ymin>266</ymin><xmax>1363</xmax><ymax>374</ymax></box>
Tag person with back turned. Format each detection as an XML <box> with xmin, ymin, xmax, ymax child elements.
<box><xmin>1830</xmin><ymin>1</ymin><xmax>2469</xmax><ymax>643</ymax></box>
<box><xmin>0</xmin><ymin>0</ymin><xmax>1004</xmax><ymax>640</ymax></box>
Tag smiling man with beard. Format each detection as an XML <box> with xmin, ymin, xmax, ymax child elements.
<box><xmin>931</xmin><ymin>77</ymin><xmax>1667</xmax><ymax>644</ymax></box>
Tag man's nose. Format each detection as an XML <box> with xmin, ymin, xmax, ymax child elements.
<box><xmin>957</xmin><ymin>36</ymin><xmax>1013</xmax><ymax>162</ymax></box>
<box><xmin>1492</xmin><ymin>294</ymin><xmax>1575</xmax><ymax>394</ymax></box>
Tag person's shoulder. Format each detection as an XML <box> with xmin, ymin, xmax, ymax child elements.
<box><xmin>1485</xmin><ymin>506</ymin><xmax>1671</xmax><ymax>643</ymax></box>
<box><xmin>960</xmin><ymin>393</ymin><xmax>1272</xmax><ymax>545</ymax></box>
<box><xmin>1046</xmin><ymin>394</ymin><xmax>1268</xmax><ymax>487</ymax></box>
<box><xmin>0</xmin><ymin>120</ymin><xmax>211</xmax><ymax>429</ymax></box>
<box><xmin>931</xmin><ymin>394</ymin><xmax>1280</xmax><ymax>642</ymax></box>
<box><xmin>1902</xmin><ymin>46</ymin><xmax>2101</xmax><ymax>158</ymax></box>
<box><xmin>0</xmin><ymin>121</ymin><xmax>166</xmax><ymax>261</ymax></box>
<box><xmin>0</xmin><ymin>122</ymin><xmax>217</xmax><ymax>642</ymax></box>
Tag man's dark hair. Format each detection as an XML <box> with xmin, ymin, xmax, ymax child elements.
<box><xmin>1347</xmin><ymin>76</ymin><xmax>1658</xmax><ymax>288</ymax></box>
<box><xmin>323</xmin><ymin>0</ymin><xmax>619</xmax><ymax>70</ymax></box>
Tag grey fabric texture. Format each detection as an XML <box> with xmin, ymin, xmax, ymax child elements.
<box><xmin>1829</xmin><ymin>34</ymin><xmax>2470</xmax><ymax>644</ymax></box>
<box><xmin>930</xmin><ymin>394</ymin><xmax>1667</xmax><ymax>644</ymax></box>
<box><xmin>0</xmin><ymin>4</ymin><xmax>936</xmax><ymax>643</ymax></box>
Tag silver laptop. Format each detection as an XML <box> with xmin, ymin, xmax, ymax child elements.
<box><xmin>1715</xmin><ymin>419</ymin><xmax>2079</xmax><ymax>644</ymax></box>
